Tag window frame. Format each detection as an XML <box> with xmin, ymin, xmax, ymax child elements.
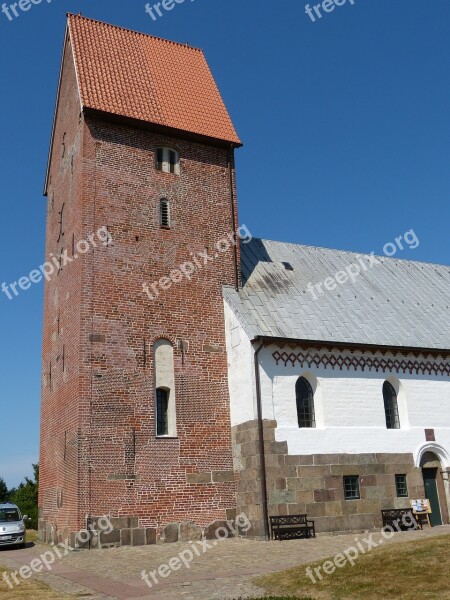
<box><xmin>296</xmin><ymin>376</ymin><xmax>316</xmax><ymax>428</ymax></box>
<box><xmin>343</xmin><ymin>475</ymin><xmax>361</xmax><ymax>500</ymax></box>
<box><xmin>383</xmin><ymin>381</ymin><xmax>400</xmax><ymax>429</ymax></box>
<box><xmin>395</xmin><ymin>474</ymin><xmax>408</xmax><ymax>498</ymax></box>
<box><xmin>155</xmin><ymin>147</ymin><xmax>180</xmax><ymax>175</ymax></box>
<box><xmin>159</xmin><ymin>198</ymin><xmax>170</xmax><ymax>229</ymax></box>
<box><xmin>156</xmin><ymin>387</ymin><xmax>169</xmax><ymax>437</ymax></box>
<box><xmin>154</xmin><ymin>339</ymin><xmax>177</xmax><ymax>438</ymax></box>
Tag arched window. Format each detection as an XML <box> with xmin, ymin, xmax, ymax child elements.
<box><xmin>156</xmin><ymin>148</ymin><xmax>180</xmax><ymax>175</ymax></box>
<box><xmin>154</xmin><ymin>339</ymin><xmax>177</xmax><ymax>437</ymax></box>
<box><xmin>383</xmin><ymin>381</ymin><xmax>400</xmax><ymax>429</ymax></box>
<box><xmin>296</xmin><ymin>377</ymin><xmax>316</xmax><ymax>428</ymax></box>
<box><xmin>160</xmin><ymin>199</ymin><xmax>170</xmax><ymax>228</ymax></box>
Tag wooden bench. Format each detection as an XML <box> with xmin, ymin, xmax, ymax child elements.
<box><xmin>269</xmin><ymin>515</ymin><xmax>316</xmax><ymax>540</ymax></box>
<box><xmin>381</xmin><ymin>509</ymin><xmax>418</xmax><ymax>531</ymax></box>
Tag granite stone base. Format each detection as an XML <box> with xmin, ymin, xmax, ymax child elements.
<box><xmin>232</xmin><ymin>419</ymin><xmax>429</xmax><ymax>537</ymax></box>
<box><xmin>38</xmin><ymin>517</ymin><xmax>234</xmax><ymax>549</ymax></box>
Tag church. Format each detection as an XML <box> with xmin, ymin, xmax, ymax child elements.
<box><xmin>39</xmin><ymin>14</ymin><xmax>450</xmax><ymax>547</ymax></box>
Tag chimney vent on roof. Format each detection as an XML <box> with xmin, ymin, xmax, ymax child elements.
<box><xmin>282</xmin><ymin>262</ymin><xmax>294</xmax><ymax>271</ymax></box>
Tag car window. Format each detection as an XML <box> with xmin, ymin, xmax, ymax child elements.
<box><xmin>0</xmin><ymin>508</ymin><xmax>21</xmax><ymax>522</ymax></box>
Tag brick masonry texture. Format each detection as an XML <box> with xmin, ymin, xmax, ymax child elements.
<box><xmin>39</xmin><ymin>37</ymin><xmax>240</xmax><ymax>543</ymax></box>
<box><xmin>232</xmin><ymin>419</ymin><xmax>430</xmax><ymax>535</ymax></box>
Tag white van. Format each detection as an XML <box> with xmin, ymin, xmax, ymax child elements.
<box><xmin>0</xmin><ymin>503</ymin><xmax>28</xmax><ymax>549</ymax></box>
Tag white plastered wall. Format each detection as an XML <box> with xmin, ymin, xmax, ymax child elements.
<box><xmin>223</xmin><ymin>307</ymin><xmax>450</xmax><ymax>462</ymax></box>
<box><xmin>259</xmin><ymin>345</ymin><xmax>450</xmax><ymax>460</ymax></box>
<box><xmin>223</xmin><ymin>300</ymin><xmax>257</xmax><ymax>426</ymax></box>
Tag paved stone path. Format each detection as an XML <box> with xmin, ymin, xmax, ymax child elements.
<box><xmin>0</xmin><ymin>525</ymin><xmax>449</xmax><ymax>599</ymax></box>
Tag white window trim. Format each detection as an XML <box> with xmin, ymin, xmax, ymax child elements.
<box><xmin>157</xmin><ymin>148</ymin><xmax>180</xmax><ymax>175</ymax></box>
<box><xmin>154</xmin><ymin>339</ymin><xmax>178</xmax><ymax>438</ymax></box>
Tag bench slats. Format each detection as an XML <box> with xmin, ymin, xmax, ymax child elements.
<box><xmin>269</xmin><ymin>514</ymin><xmax>316</xmax><ymax>540</ymax></box>
<box><xmin>381</xmin><ymin>509</ymin><xmax>418</xmax><ymax>531</ymax></box>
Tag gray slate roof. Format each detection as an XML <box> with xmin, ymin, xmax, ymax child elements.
<box><xmin>223</xmin><ymin>239</ymin><xmax>450</xmax><ymax>350</ymax></box>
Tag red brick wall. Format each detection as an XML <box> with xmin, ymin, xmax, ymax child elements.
<box><xmin>39</xmin><ymin>37</ymin><xmax>86</xmax><ymax>538</ymax></box>
<box><xmin>40</xmin><ymin>45</ymin><xmax>240</xmax><ymax>537</ymax></box>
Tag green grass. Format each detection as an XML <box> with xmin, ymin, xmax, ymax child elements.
<box><xmin>255</xmin><ymin>534</ymin><xmax>450</xmax><ymax>600</ymax></box>
<box><xmin>0</xmin><ymin>565</ymin><xmax>75</xmax><ymax>599</ymax></box>
<box><xmin>25</xmin><ymin>530</ymin><xmax>38</xmax><ymax>544</ymax></box>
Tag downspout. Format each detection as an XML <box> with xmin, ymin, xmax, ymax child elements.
<box><xmin>228</xmin><ymin>146</ymin><xmax>240</xmax><ymax>292</ymax></box>
<box><xmin>254</xmin><ymin>339</ymin><xmax>270</xmax><ymax>540</ymax></box>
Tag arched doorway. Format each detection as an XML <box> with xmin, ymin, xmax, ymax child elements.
<box><xmin>420</xmin><ymin>452</ymin><xmax>448</xmax><ymax>526</ymax></box>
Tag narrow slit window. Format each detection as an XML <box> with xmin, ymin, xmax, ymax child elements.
<box><xmin>160</xmin><ymin>199</ymin><xmax>170</xmax><ymax>229</ymax></box>
<box><xmin>156</xmin><ymin>388</ymin><xmax>169</xmax><ymax>436</ymax></box>
<box><xmin>154</xmin><ymin>339</ymin><xmax>177</xmax><ymax>437</ymax></box>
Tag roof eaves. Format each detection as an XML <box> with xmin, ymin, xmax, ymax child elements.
<box><xmin>251</xmin><ymin>335</ymin><xmax>450</xmax><ymax>357</ymax></box>
<box><xmin>83</xmin><ymin>107</ymin><xmax>243</xmax><ymax>148</ymax></box>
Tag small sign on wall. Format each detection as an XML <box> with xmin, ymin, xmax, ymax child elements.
<box><xmin>425</xmin><ymin>429</ymin><xmax>436</xmax><ymax>442</ymax></box>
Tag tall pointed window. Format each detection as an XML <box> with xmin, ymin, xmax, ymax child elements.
<box><xmin>383</xmin><ymin>381</ymin><xmax>400</xmax><ymax>429</ymax></box>
<box><xmin>296</xmin><ymin>377</ymin><xmax>316</xmax><ymax>428</ymax></box>
<box><xmin>156</xmin><ymin>148</ymin><xmax>180</xmax><ymax>175</ymax></box>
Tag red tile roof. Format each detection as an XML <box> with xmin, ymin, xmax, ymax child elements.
<box><xmin>67</xmin><ymin>14</ymin><xmax>241</xmax><ymax>145</ymax></box>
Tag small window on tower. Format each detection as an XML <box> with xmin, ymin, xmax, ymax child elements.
<box><xmin>156</xmin><ymin>388</ymin><xmax>169</xmax><ymax>436</ymax></box>
<box><xmin>156</xmin><ymin>148</ymin><xmax>180</xmax><ymax>175</ymax></box>
<box><xmin>160</xmin><ymin>199</ymin><xmax>170</xmax><ymax>229</ymax></box>
<box><xmin>154</xmin><ymin>339</ymin><xmax>177</xmax><ymax>437</ymax></box>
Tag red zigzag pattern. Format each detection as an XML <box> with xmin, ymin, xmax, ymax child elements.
<box><xmin>272</xmin><ymin>350</ymin><xmax>450</xmax><ymax>376</ymax></box>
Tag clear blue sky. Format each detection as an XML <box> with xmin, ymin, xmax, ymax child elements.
<box><xmin>0</xmin><ymin>0</ymin><xmax>449</xmax><ymax>488</ymax></box>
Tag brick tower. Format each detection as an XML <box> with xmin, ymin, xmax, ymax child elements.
<box><xmin>39</xmin><ymin>15</ymin><xmax>242</xmax><ymax>546</ymax></box>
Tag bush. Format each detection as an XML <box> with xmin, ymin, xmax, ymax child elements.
<box><xmin>0</xmin><ymin>477</ymin><xmax>8</xmax><ymax>502</ymax></box>
<box><xmin>9</xmin><ymin>464</ymin><xmax>39</xmax><ymax>530</ymax></box>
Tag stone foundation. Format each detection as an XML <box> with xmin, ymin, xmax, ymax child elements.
<box><xmin>38</xmin><ymin>516</ymin><xmax>235</xmax><ymax>549</ymax></box>
<box><xmin>232</xmin><ymin>419</ymin><xmax>428</xmax><ymax>536</ymax></box>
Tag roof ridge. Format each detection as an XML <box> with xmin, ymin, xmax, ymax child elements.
<box><xmin>254</xmin><ymin>237</ymin><xmax>450</xmax><ymax>270</ymax></box>
<box><xmin>66</xmin><ymin>13</ymin><xmax>204</xmax><ymax>53</ymax></box>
